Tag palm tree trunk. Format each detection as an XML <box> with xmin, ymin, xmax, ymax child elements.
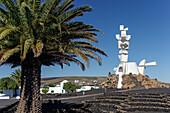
<box><xmin>16</xmin><ymin>57</ymin><xmax>42</xmax><ymax>113</ymax></box>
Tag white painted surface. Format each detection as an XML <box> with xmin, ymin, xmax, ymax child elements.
<box><xmin>16</xmin><ymin>96</ymin><xmax>20</xmax><ymax>99</ymax></box>
<box><xmin>118</xmin><ymin>54</ymin><xmax>128</xmax><ymax>62</ymax></box>
<box><xmin>126</xmin><ymin>35</ymin><xmax>131</xmax><ymax>40</ymax></box>
<box><xmin>121</xmin><ymin>31</ymin><xmax>127</xmax><ymax>37</ymax></box>
<box><xmin>0</xmin><ymin>95</ymin><xmax>10</xmax><ymax>99</ymax></box>
<box><xmin>139</xmin><ymin>59</ymin><xmax>146</xmax><ymax>66</ymax></box>
<box><xmin>138</xmin><ymin>66</ymin><xmax>145</xmax><ymax>75</ymax></box>
<box><xmin>145</xmin><ymin>61</ymin><xmax>157</xmax><ymax>66</ymax></box>
<box><xmin>119</xmin><ymin>50</ymin><xmax>128</xmax><ymax>54</ymax></box>
<box><xmin>91</xmin><ymin>86</ymin><xmax>99</xmax><ymax>89</ymax></box>
<box><xmin>48</xmin><ymin>87</ymin><xmax>66</xmax><ymax>94</ymax></box>
<box><xmin>76</xmin><ymin>86</ymin><xmax>92</xmax><ymax>92</ymax></box>
<box><xmin>0</xmin><ymin>94</ymin><xmax>10</xmax><ymax>99</ymax></box>
<box><xmin>116</xmin><ymin>34</ymin><xmax>120</xmax><ymax>40</ymax></box>
<box><xmin>47</xmin><ymin>80</ymin><xmax>68</xmax><ymax>94</ymax></box>
<box><xmin>120</xmin><ymin>25</ymin><xmax>124</xmax><ymax>31</ymax></box>
<box><xmin>60</xmin><ymin>80</ymin><xmax>68</xmax><ymax>89</ymax></box>
<box><xmin>117</xmin><ymin>73</ymin><xmax>123</xmax><ymax>89</ymax></box>
<box><xmin>125</xmin><ymin>62</ymin><xmax>139</xmax><ymax>75</ymax></box>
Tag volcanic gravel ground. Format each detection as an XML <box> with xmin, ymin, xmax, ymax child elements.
<box><xmin>1</xmin><ymin>88</ymin><xmax>170</xmax><ymax>113</ymax></box>
<box><xmin>78</xmin><ymin>88</ymin><xmax>170</xmax><ymax>113</ymax></box>
<box><xmin>0</xmin><ymin>99</ymin><xmax>19</xmax><ymax>113</ymax></box>
<box><xmin>125</xmin><ymin>88</ymin><xmax>170</xmax><ymax>94</ymax></box>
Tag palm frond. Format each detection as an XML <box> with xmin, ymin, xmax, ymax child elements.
<box><xmin>13</xmin><ymin>0</ymin><xmax>24</xmax><ymax>6</ymax></box>
<box><xmin>19</xmin><ymin>2</ymin><xmax>33</xmax><ymax>34</ymax></box>
<box><xmin>40</xmin><ymin>0</ymin><xmax>61</xmax><ymax>19</ymax></box>
<box><xmin>21</xmin><ymin>39</ymin><xmax>33</xmax><ymax>60</ymax></box>
<box><xmin>0</xmin><ymin>26</ymin><xmax>20</xmax><ymax>40</ymax></box>
<box><xmin>52</xmin><ymin>5</ymin><xmax>92</xmax><ymax>24</ymax></box>
<box><xmin>31</xmin><ymin>40</ymin><xmax>44</xmax><ymax>57</ymax></box>
<box><xmin>53</xmin><ymin>0</ymin><xmax>73</xmax><ymax>16</ymax></box>
<box><xmin>58</xmin><ymin>32</ymin><xmax>98</xmax><ymax>43</ymax></box>
<box><xmin>0</xmin><ymin>45</ymin><xmax>20</xmax><ymax>65</ymax></box>
<box><xmin>79</xmin><ymin>48</ymin><xmax>101</xmax><ymax>60</ymax></box>
<box><xmin>33</xmin><ymin>0</ymin><xmax>41</xmax><ymax>14</ymax></box>
<box><xmin>61</xmin><ymin>59</ymin><xmax>70</xmax><ymax>66</ymax></box>
<box><xmin>80</xmin><ymin>45</ymin><xmax>107</xmax><ymax>57</ymax></box>
<box><xmin>85</xmin><ymin>53</ymin><xmax>102</xmax><ymax>66</ymax></box>
<box><xmin>73</xmin><ymin>48</ymin><xmax>89</xmax><ymax>67</ymax></box>
<box><xmin>67</xmin><ymin>57</ymin><xmax>85</xmax><ymax>71</ymax></box>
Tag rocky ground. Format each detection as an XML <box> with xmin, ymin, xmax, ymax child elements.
<box><xmin>101</xmin><ymin>73</ymin><xmax>170</xmax><ymax>89</ymax></box>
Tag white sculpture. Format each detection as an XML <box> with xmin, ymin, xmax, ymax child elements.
<box><xmin>114</xmin><ymin>25</ymin><xmax>157</xmax><ymax>89</ymax></box>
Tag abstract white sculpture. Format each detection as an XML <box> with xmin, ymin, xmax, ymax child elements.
<box><xmin>114</xmin><ymin>25</ymin><xmax>157</xmax><ymax>89</ymax></box>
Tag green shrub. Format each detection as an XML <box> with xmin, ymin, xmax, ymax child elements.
<box><xmin>48</xmin><ymin>83</ymin><xmax>55</xmax><ymax>87</ymax></box>
<box><xmin>63</xmin><ymin>82</ymin><xmax>81</xmax><ymax>92</ymax></box>
<box><xmin>0</xmin><ymin>77</ymin><xmax>19</xmax><ymax>90</ymax></box>
<box><xmin>107</xmin><ymin>80</ymin><xmax>111</xmax><ymax>84</ymax></box>
<box><xmin>42</xmin><ymin>88</ymin><xmax>49</xmax><ymax>94</ymax></box>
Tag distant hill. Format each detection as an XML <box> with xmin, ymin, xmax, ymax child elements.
<box><xmin>41</xmin><ymin>76</ymin><xmax>107</xmax><ymax>85</ymax></box>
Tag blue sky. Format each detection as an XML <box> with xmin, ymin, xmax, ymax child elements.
<box><xmin>0</xmin><ymin>0</ymin><xmax>170</xmax><ymax>83</ymax></box>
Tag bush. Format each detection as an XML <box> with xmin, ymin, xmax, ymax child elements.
<box><xmin>63</xmin><ymin>82</ymin><xmax>81</xmax><ymax>92</ymax></box>
<box><xmin>48</xmin><ymin>83</ymin><xmax>55</xmax><ymax>87</ymax></box>
<box><xmin>0</xmin><ymin>77</ymin><xmax>19</xmax><ymax>90</ymax></box>
<box><xmin>42</xmin><ymin>88</ymin><xmax>49</xmax><ymax>94</ymax></box>
<box><xmin>107</xmin><ymin>80</ymin><xmax>111</xmax><ymax>84</ymax></box>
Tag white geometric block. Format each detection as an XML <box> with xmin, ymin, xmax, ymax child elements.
<box><xmin>124</xmin><ymin>27</ymin><xmax>128</xmax><ymax>31</ymax></box>
<box><xmin>126</xmin><ymin>35</ymin><xmax>131</xmax><ymax>41</ymax></box>
<box><xmin>125</xmin><ymin>62</ymin><xmax>139</xmax><ymax>75</ymax></box>
<box><xmin>118</xmin><ymin>54</ymin><xmax>128</xmax><ymax>62</ymax></box>
<box><xmin>138</xmin><ymin>67</ymin><xmax>145</xmax><ymax>75</ymax></box>
<box><xmin>118</xmin><ymin>41</ymin><xmax>122</xmax><ymax>49</ymax></box>
<box><xmin>119</xmin><ymin>50</ymin><xmax>128</xmax><ymax>54</ymax></box>
<box><xmin>116</xmin><ymin>34</ymin><xmax>120</xmax><ymax>40</ymax></box>
<box><xmin>145</xmin><ymin>62</ymin><xmax>157</xmax><ymax>66</ymax></box>
<box><xmin>120</xmin><ymin>25</ymin><xmax>124</xmax><ymax>31</ymax></box>
<box><xmin>139</xmin><ymin>59</ymin><xmax>146</xmax><ymax>66</ymax></box>
<box><xmin>121</xmin><ymin>31</ymin><xmax>126</xmax><ymax>37</ymax></box>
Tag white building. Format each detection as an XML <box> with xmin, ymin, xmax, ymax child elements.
<box><xmin>114</xmin><ymin>25</ymin><xmax>156</xmax><ymax>88</ymax></box>
<box><xmin>76</xmin><ymin>86</ymin><xmax>92</xmax><ymax>92</ymax></box>
<box><xmin>47</xmin><ymin>80</ymin><xmax>68</xmax><ymax>94</ymax></box>
<box><xmin>0</xmin><ymin>87</ymin><xmax>21</xmax><ymax>99</ymax></box>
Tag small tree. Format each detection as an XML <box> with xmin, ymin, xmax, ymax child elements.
<box><xmin>48</xmin><ymin>83</ymin><xmax>55</xmax><ymax>87</ymax></box>
<box><xmin>0</xmin><ymin>77</ymin><xmax>19</xmax><ymax>90</ymax></box>
<box><xmin>42</xmin><ymin>88</ymin><xmax>49</xmax><ymax>94</ymax></box>
<box><xmin>63</xmin><ymin>82</ymin><xmax>81</xmax><ymax>92</ymax></box>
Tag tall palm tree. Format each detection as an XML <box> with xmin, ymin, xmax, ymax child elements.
<box><xmin>0</xmin><ymin>0</ymin><xmax>107</xmax><ymax>112</ymax></box>
<box><xmin>10</xmin><ymin>69</ymin><xmax>21</xmax><ymax>85</ymax></box>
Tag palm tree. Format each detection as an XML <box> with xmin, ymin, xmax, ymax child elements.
<box><xmin>0</xmin><ymin>0</ymin><xmax>107</xmax><ymax>112</ymax></box>
<box><xmin>10</xmin><ymin>69</ymin><xmax>21</xmax><ymax>85</ymax></box>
